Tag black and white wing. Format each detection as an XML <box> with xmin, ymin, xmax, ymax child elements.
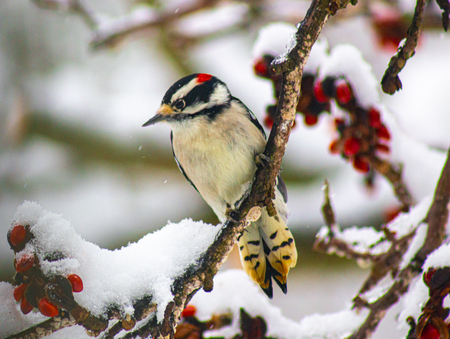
<box><xmin>231</xmin><ymin>97</ymin><xmax>266</xmax><ymax>139</ymax></box>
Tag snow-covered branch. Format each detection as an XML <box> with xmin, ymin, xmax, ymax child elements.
<box><xmin>4</xmin><ymin>204</ymin><xmax>223</xmax><ymax>338</ymax></box>
<box><xmin>315</xmin><ymin>181</ymin><xmax>416</xmax><ymax>294</ymax></box>
<box><xmin>30</xmin><ymin>0</ymin><xmax>235</xmax><ymax>50</ymax></box>
<box><xmin>315</xmin><ymin>148</ymin><xmax>450</xmax><ymax>339</ymax></box>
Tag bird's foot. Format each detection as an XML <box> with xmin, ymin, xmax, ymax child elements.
<box><xmin>255</xmin><ymin>153</ymin><xmax>271</xmax><ymax>167</ymax></box>
<box><xmin>225</xmin><ymin>206</ymin><xmax>240</xmax><ymax>222</ymax></box>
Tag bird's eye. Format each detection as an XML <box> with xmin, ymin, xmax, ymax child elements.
<box><xmin>174</xmin><ymin>99</ymin><xmax>186</xmax><ymax>110</ymax></box>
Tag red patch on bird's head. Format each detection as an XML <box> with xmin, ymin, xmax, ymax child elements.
<box><xmin>196</xmin><ymin>73</ymin><xmax>212</xmax><ymax>83</ymax></box>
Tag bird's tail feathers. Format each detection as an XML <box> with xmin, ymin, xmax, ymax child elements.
<box><xmin>237</xmin><ymin>224</ymin><xmax>273</xmax><ymax>297</ymax></box>
<box><xmin>237</xmin><ymin>207</ymin><xmax>297</xmax><ymax>298</ymax></box>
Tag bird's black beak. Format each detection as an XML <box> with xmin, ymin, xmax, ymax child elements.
<box><xmin>142</xmin><ymin>104</ymin><xmax>173</xmax><ymax>127</ymax></box>
<box><xmin>142</xmin><ymin>114</ymin><xmax>165</xmax><ymax>127</ymax></box>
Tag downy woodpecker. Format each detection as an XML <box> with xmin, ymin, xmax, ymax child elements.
<box><xmin>142</xmin><ymin>73</ymin><xmax>297</xmax><ymax>298</ymax></box>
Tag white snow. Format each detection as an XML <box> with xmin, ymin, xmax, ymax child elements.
<box><xmin>252</xmin><ymin>22</ymin><xmax>297</xmax><ymax>61</ymax></box>
<box><xmin>176</xmin><ymin>3</ymin><xmax>248</xmax><ymax>37</ymax></box>
<box><xmin>398</xmin><ymin>223</ymin><xmax>427</xmax><ymax>269</ymax></box>
<box><xmin>319</xmin><ymin>44</ymin><xmax>380</xmax><ymax>108</ymax></box>
<box><xmin>423</xmin><ymin>241</ymin><xmax>450</xmax><ymax>271</ymax></box>
<box><xmin>252</xmin><ymin>22</ymin><xmax>328</xmax><ymax>73</ymax></box>
<box><xmin>190</xmin><ymin>269</ymin><xmax>368</xmax><ymax>338</ymax></box>
<box><xmin>305</xmin><ymin>39</ymin><xmax>329</xmax><ymax>74</ymax></box>
<box><xmin>385</xmin><ymin>113</ymin><xmax>448</xmax><ymax>201</ymax></box>
<box><xmin>337</xmin><ymin>226</ymin><xmax>390</xmax><ymax>255</ymax></box>
<box><xmin>387</xmin><ymin>196</ymin><xmax>432</xmax><ymax>237</ymax></box>
<box><xmin>398</xmin><ymin>276</ymin><xmax>429</xmax><ymax>329</ymax></box>
<box><xmin>7</xmin><ymin>201</ymin><xmax>221</xmax><ymax>329</ymax></box>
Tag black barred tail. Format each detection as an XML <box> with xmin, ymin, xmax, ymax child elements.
<box><xmin>237</xmin><ymin>206</ymin><xmax>297</xmax><ymax>298</ymax></box>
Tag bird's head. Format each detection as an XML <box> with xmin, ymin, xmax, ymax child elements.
<box><xmin>142</xmin><ymin>73</ymin><xmax>231</xmax><ymax>127</ymax></box>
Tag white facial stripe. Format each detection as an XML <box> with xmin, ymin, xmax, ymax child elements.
<box><xmin>171</xmin><ymin>78</ymin><xmax>231</xmax><ymax>115</ymax></box>
<box><xmin>171</xmin><ymin>78</ymin><xmax>199</xmax><ymax>103</ymax></box>
<box><xmin>183</xmin><ymin>101</ymin><xmax>209</xmax><ymax>114</ymax></box>
<box><xmin>209</xmin><ymin>83</ymin><xmax>230</xmax><ymax>106</ymax></box>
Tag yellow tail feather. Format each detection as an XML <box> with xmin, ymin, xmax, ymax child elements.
<box><xmin>237</xmin><ymin>205</ymin><xmax>297</xmax><ymax>298</ymax></box>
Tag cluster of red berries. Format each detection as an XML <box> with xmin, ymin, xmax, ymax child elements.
<box><xmin>315</xmin><ymin>76</ymin><xmax>391</xmax><ymax>173</ymax></box>
<box><xmin>254</xmin><ymin>55</ymin><xmax>322</xmax><ymax>129</ymax></box>
<box><xmin>8</xmin><ymin>223</ymin><xmax>84</xmax><ymax>318</ymax></box>
<box><xmin>415</xmin><ymin>267</ymin><xmax>450</xmax><ymax>339</ymax></box>
<box><xmin>253</xmin><ymin>56</ymin><xmax>392</xmax><ymax>174</ymax></box>
<box><xmin>254</xmin><ymin>55</ymin><xmax>331</xmax><ymax>128</ymax></box>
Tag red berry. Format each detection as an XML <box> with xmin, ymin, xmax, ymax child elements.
<box><xmin>15</xmin><ymin>255</ymin><xmax>35</xmax><ymax>273</ymax></box>
<box><xmin>13</xmin><ymin>283</ymin><xmax>28</xmax><ymax>302</ymax></box>
<box><xmin>68</xmin><ymin>274</ymin><xmax>84</xmax><ymax>293</ymax></box>
<box><xmin>254</xmin><ymin>59</ymin><xmax>268</xmax><ymax>77</ymax></box>
<box><xmin>377</xmin><ymin>124</ymin><xmax>391</xmax><ymax>140</ymax></box>
<box><xmin>344</xmin><ymin>137</ymin><xmax>360</xmax><ymax>156</ymax></box>
<box><xmin>421</xmin><ymin>323</ymin><xmax>440</xmax><ymax>339</ymax></box>
<box><xmin>313</xmin><ymin>81</ymin><xmax>329</xmax><ymax>103</ymax></box>
<box><xmin>10</xmin><ymin>225</ymin><xmax>27</xmax><ymax>246</ymax></box>
<box><xmin>376</xmin><ymin>144</ymin><xmax>390</xmax><ymax>153</ymax></box>
<box><xmin>181</xmin><ymin>304</ymin><xmax>197</xmax><ymax>318</ymax></box>
<box><xmin>329</xmin><ymin>140</ymin><xmax>340</xmax><ymax>154</ymax></box>
<box><xmin>304</xmin><ymin>113</ymin><xmax>319</xmax><ymax>126</ymax></box>
<box><xmin>353</xmin><ymin>157</ymin><xmax>370</xmax><ymax>173</ymax></box>
<box><xmin>38</xmin><ymin>298</ymin><xmax>59</xmax><ymax>317</ymax></box>
<box><xmin>372</xmin><ymin>5</ymin><xmax>405</xmax><ymax>51</ymax></box>
<box><xmin>20</xmin><ymin>297</ymin><xmax>33</xmax><ymax>314</ymax></box>
<box><xmin>264</xmin><ymin>115</ymin><xmax>274</xmax><ymax>128</ymax></box>
<box><xmin>384</xmin><ymin>206</ymin><xmax>402</xmax><ymax>222</ymax></box>
<box><xmin>335</xmin><ymin>79</ymin><xmax>352</xmax><ymax>104</ymax></box>
<box><xmin>424</xmin><ymin>268</ymin><xmax>436</xmax><ymax>285</ymax></box>
<box><xmin>368</xmin><ymin>108</ymin><xmax>382</xmax><ymax>129</ymax></box>
<box><xmin>334</xmin><ymin>118</ymin><xmax>345</xmax><ymax>127</ymax></box>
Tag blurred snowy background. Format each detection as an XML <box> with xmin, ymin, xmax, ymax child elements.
<box><xmin>1</xmin><ymin>0</ymin><xmax>450</xmax><ymax>337</ymax></box>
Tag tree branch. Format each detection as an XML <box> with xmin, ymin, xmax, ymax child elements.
<box><xmin>315</xmin><ymin>181</ymin><xmax>416</xmax><ymax>294</ymax></box>
<box><xmin>348</xmin><ymin>147</ymin><xmax>450</xmax><ymax>339</ymax></box>
<box><xmin>381</xmin><ymin>0</ymin><xmax>426</xmax><ymax>94</ymax></box>
<box><xmin>371</xmin><ymin>156</ymin><xmax>414</xmax><ymax>208</ymax></box>
<box><xmin>6</xmin><ymin>311</ymin><xmax>76</xmax><ymax>339</ymax></box>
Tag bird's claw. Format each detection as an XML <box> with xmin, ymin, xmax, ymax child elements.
<box><xmin>225</xmin><ymin>207</ymin><xmax>240</xmax><ymax>222</ymax></box>
<box><xmin>255</xmin><ymin>153</ymin><xmax>271</xmax><ymax>167</ymax></box>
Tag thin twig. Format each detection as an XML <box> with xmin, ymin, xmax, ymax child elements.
<box><xmin>321</xmin><ymin>179</ymin><xmax>336</xmax><ymax>227</ymax></box>
<box><xmin>89</xmin><ymin>0</ymin><xmax>220</xmax><ymax>50</ymax></box>
<box><xmin>357</xmin><ymin>228</ymin><xmax>416</xmax><ymax>295</ymax></box>
<box><xmin>371</xmin><ymin>156</ymin><xmax>414</xmax><ymax>209</ymax></box>
<box><xmin>381</xmin><ymin>0</ymin><xmax>426</xmax><ymax>94</ymax></box>
<box><xmin>436</xmin><ymin>0</ymin><xmax>450</xmax><ymax>31</ymax></box>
